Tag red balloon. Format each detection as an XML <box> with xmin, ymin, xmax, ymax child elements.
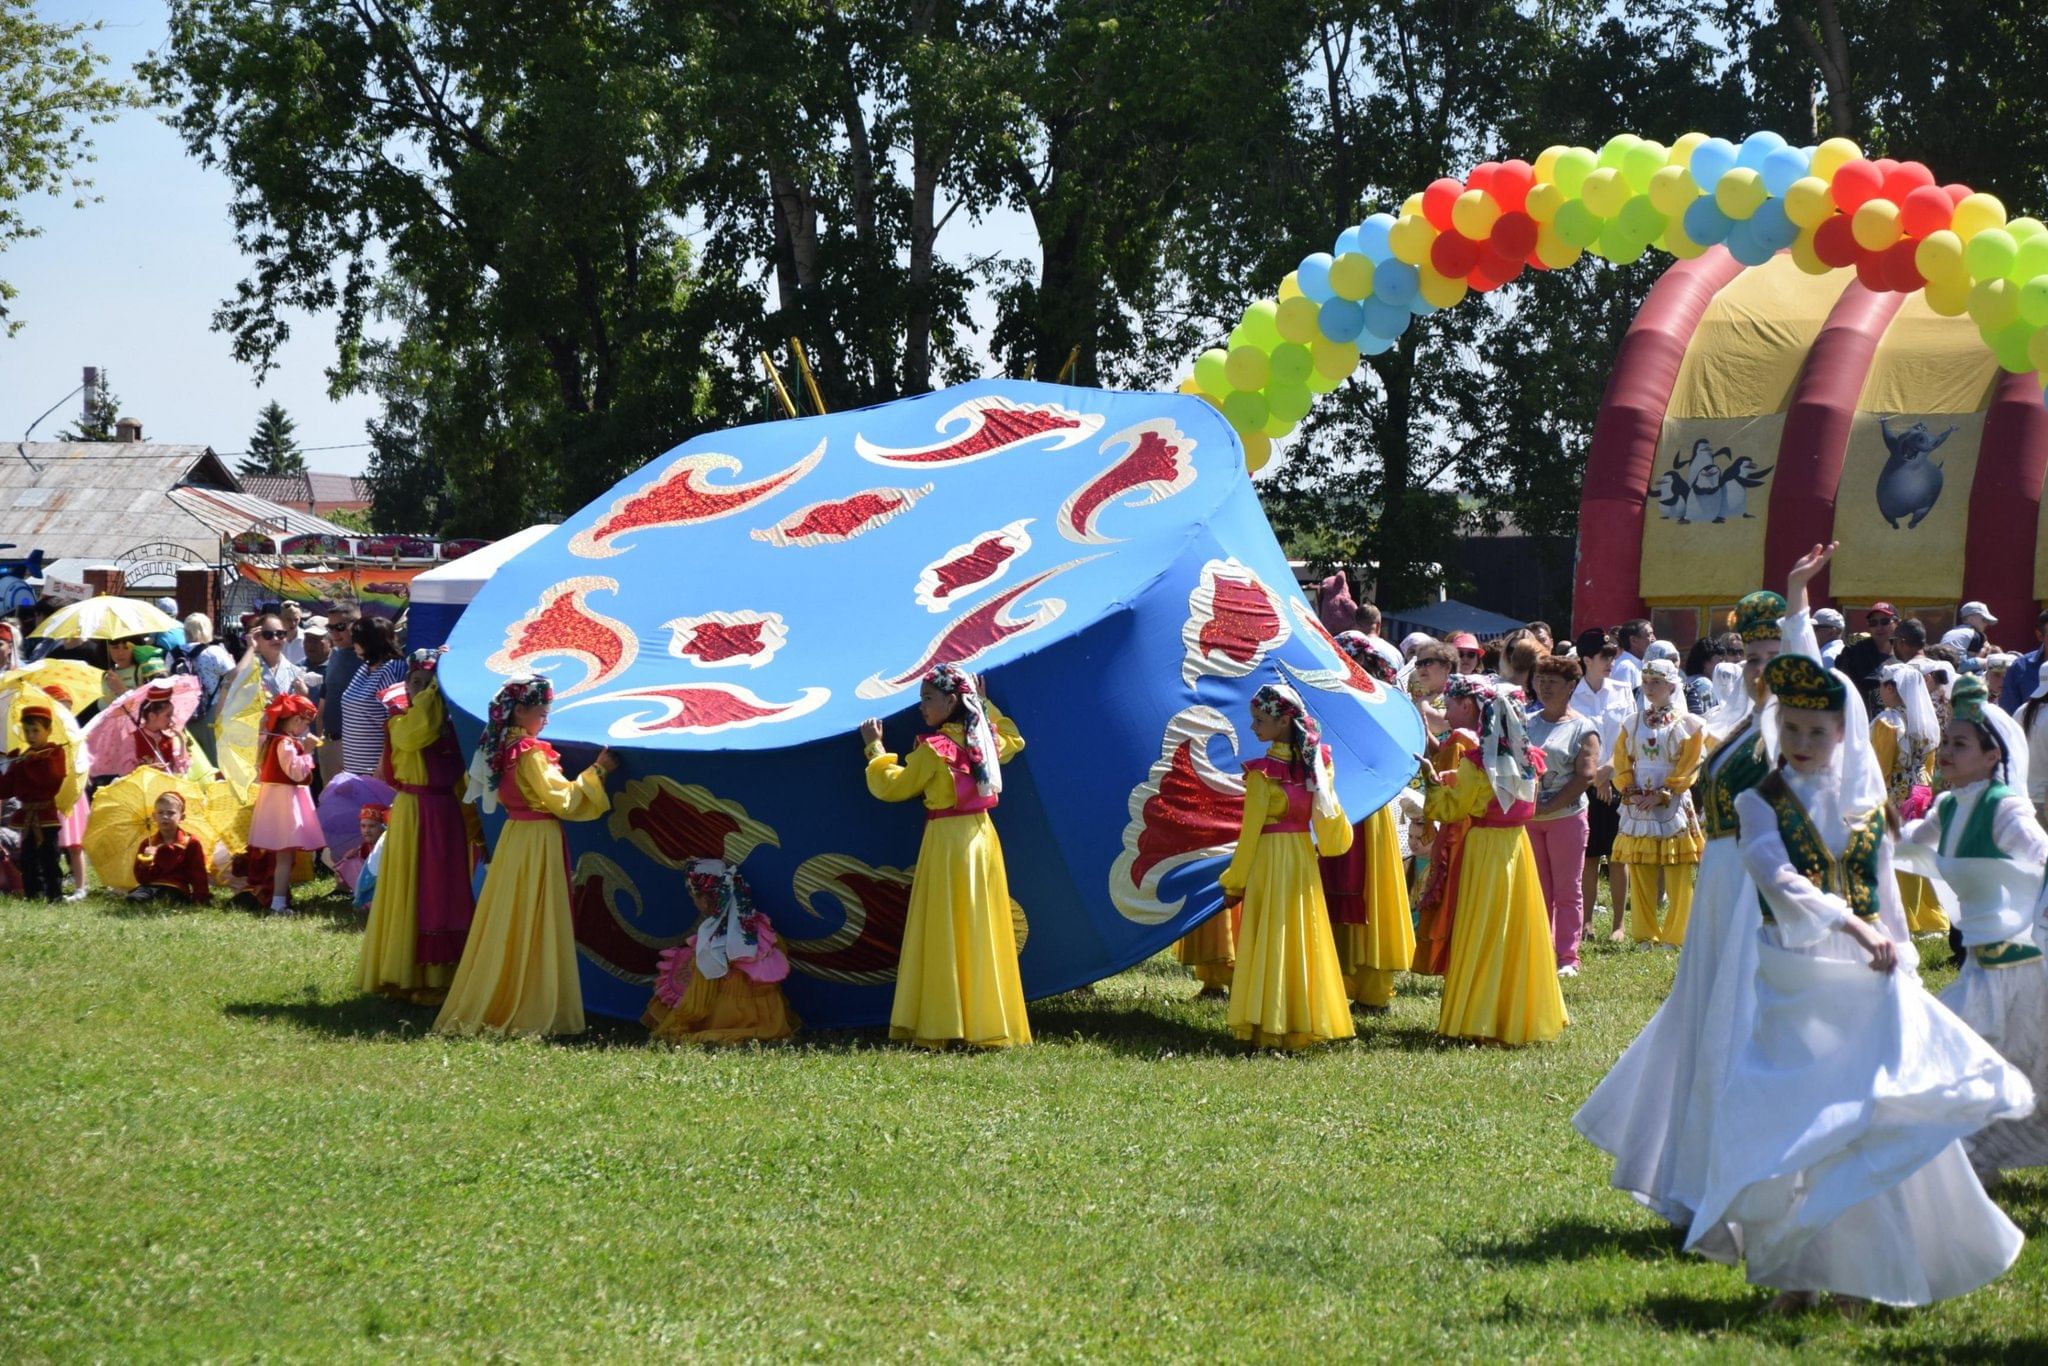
<box><xmin>1882</xmin><ymin>238</ymin><xmax>1925</xmax><ymax>292</ymax></box>
<box><xmin>1871</xmin><ymin>157</ymin><xmax>1900</xmax><ymax>179</ymax></box>
<box><xmin>1831</xmin><ymin>158</ymin><xmax>1884</xmax><ymax>213</ymax></box>
<box><xmin>1422</xmin><ymin>177</ymin><xmax>1464</xmax><ymax>231</ymax></box>
<box><xmin>1881</xmin><ymin>160</ymin><xmax>1935</xmax><ymax>203</ymax></box>
<box><xmin>1430</xmin><ymin>230</ymin><xmax>1480</xmax><ymax>277</ymax></box>
<box><xmin>1813</xmin><ymin>214</ymin><xmax>1861</xmax><ymax>267</ymax></box>
<box><xmin>1854</xmin><ymin>250</ymin><xmax>1889</xmax><ymax>291</ymax></box>
<box><xmin>1492</xmin><ymin>159</ymin><xmax>1534</xmax><ymax>212</ymax></box>
<box><xmin>1466</xmin><ymin>161</ymin><xmax>1500</xmax><ymax>198</ymax></box>
<box><xmin>1900</xmin><ymin>184</ymin><xmax>1955</xmax><ymax>239</ymax></box>
<box><xmin>1488</xmin><ymin>210</ymin><xmax>1539</xmax><ymax>259</ymax></box>
<box><xmin>1477</xmin><ymin>246</ymin><xmax>1525</xmax><ymax>285</ymax></box>
<box><xmin>1943</xmin><ymin>182</ymin><xmax>1973</xmax><ymax>206</ymax></box>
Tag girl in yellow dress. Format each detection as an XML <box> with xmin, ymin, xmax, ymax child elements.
<box><xmin>859</xmin><ymin>664</ymin><xmax>1029</xmax><ymax>1048</ymax></box>
<box><xmin>1320</xmin><ymin>631</ymin><xmax>1414</xmax><ymax>1012</ymax></box>
<box><xmin>1219</xmin><ymin>683</ymin><xmax>1355</xmax><ymax>1050</ymax></box>
<box><xmin>643</xmin><ymin>858</ymin><xmax>800</xmax><ymax>1045</ymax></box>
<box><xmin>1872</xmin><ymin>661</ymin><xmax>1946</xmax><ymax>935</ymax></box>
<box><xmin>434</xmin><ymin>675</ymin><xmax>615</xmax><ymax>1039</ymax></box>
<box><xmin>1425</xmin><ymin>676</ymin><xmax>1568</xmax><ymax>1045</ymax></box>
<box><xmin>1611</xmin><ymin>658</ymin><xmax>1707</xmax><ymax>947</ymax></box>
<box><xmin>1174</xmin><ymin>905</ymin><xmax>1239</xmax><ymax>998</ymax></box>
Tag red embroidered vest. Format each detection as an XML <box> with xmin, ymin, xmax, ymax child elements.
<box><xmin>922</xmin><ymin>731</ymin><xmax>998</xmax><ymax>819</ymax></box>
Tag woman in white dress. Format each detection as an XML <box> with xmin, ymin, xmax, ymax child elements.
<box><xmin>1687</xmin><ymin>652</ymin><xmax>2034</xmax><ymax>1311</ymax></box>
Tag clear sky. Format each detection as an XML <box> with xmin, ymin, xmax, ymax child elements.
<box><xmin>0</xmin><ymin>2</ymin><xmax>1048</xmax><ymax>479</ymax></box>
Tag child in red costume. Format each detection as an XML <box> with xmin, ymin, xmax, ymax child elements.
<box><xmin>2</xmin><ymin>705</ymin><xmax>72</xmax><ymax>901</ymax></box>
<box><xmin>131</xmin><ymin>791</ymin><xmax>211</xmax><ymax>904</ymax></box>
<box><xmin>249</xmin><ymin>694</ymin><xmax>322</xmax><ymax>914</ymax></box>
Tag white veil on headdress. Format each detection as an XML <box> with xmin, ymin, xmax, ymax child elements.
<box><xmin>1880</xmin><ymin>661</ymin><xmax>1940</xmax><ymax>750</ymax></box>
<box><xmin>687</xmin><ymin>857</ymin><xmax>758</xmax><ymax>980</ymax></box>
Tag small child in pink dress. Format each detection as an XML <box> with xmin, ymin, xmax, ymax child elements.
<box><xmin>248</xmin><ymin>694</ymin><xmax>323</xmax><ymax>915</ymax></box>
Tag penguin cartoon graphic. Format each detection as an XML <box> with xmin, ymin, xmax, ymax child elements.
<box><xmin>1651</xmin><ymin>469</ymin><xmax>1690</xmax><ymax>520</ymax></box>
<box><xmin>1718</xmin><ymin>451</ymin><xmax>1773</xmax><ymax>519</ymax></box>
<box><xmin>1875</xmin><ymin>415</ymin><xmax>1957</xmax><ymax>529</ymax></box>
<box><xmin>1687</xmin><ymin>449</ymin><xmax>1727</xmax><ymax>524</ymax></box>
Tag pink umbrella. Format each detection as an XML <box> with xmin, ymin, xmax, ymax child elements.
<box><xmin>80</xmin><ymin>675</ymin><xmax>202</xmax><ymax>778</ymax></box>
<box><xmin>318</xmin><ymin>771</ymin><xmax>396</xmax><ymax>889</ymax></box>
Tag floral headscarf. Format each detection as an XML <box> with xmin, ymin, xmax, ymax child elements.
<box><xmin>479</xmin><ymin>674</ymin><xmax>552</xmax><ymax>779</ymax></box>
<box><xmin>1251</xmin><ymin>682</ymin><xmax>1337</xmax><ymax>818</ymax></box>
<box><xmin>1333</xmin><ymin>630</ymin><xmax>1399</xmax><ymax>684</ymax></box>
<box><xmin>1443</xmin><ymin>673</ymin><xmax>1539</xmax><ymax>811</ymax></box>
<box><xmin>686</xmin><ymin>857</ymin><xmax>761</xmax><ymax>981</ymax></box>
<box><xmin>407</xmin><ymin>647</ymin><xmax>441</xmax><ymax>675</ymax></box>
<box><xmin>925</xmin><ymin>663</ymin><xmax>1002</xmax><ymax>797</ymax></box>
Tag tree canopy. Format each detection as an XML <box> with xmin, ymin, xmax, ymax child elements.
<box><xmin>238</xmin><ymin>400</ymin><xmax>305</xmax><ymax>478</ymax></box>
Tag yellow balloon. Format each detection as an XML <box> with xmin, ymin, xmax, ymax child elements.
<box><xmin>1309</xmin><ymin>336</ymin><xmax>1360</xmax><ymax>380</ymax></box>
<box><xmin>1177</xmin><ymin>377</ymin><xmax>1202</xmax><ymax>395</ymax></box>
<box><xmin>1275</xmin><ymin>294</ymin><xmax>1322</xmax><ymax>345</ymax></box>
<box><xmin>1278</xmin><ymin>271</ymin><xmax>1303</xmax><ymax>301</ymax></box>
<box><xmin>1580</xmin><ymin>167</ymin><xmax>1630</xmax><ymax>218</ymax></box>
<box><xmin>1851</xmin><ymin>198</ymin><xmax>1902</xmax><ymax>252</ymax></box>
<box><xmin>1327</xmin><ymin>251</ymin><xmax>1374</xmax><ymax>301</ymax></box>
<box><xmin>1418</xmin><ymin>265</ymin><xmax>1467</xmax><ymax>311</ymax></box>
<box><xmin>1924</xmin><ymin>275</ymin><xmax>1972</xmax><ymax>317</ymax></box>
<box><xmin>1242</xmin><ymin>430</ymin><xmax>1273</xmax><ymax>473</ymax></box>
<box><xmin>1714</xmin><ymin>167</ymin><xmax>1767</xmax><ymax>220</ymax></box>
<box><xmin>1661</xmin><ymin>217</ymin><xmax>1705</xmax><ymax>261</ymax></box>
<box><xmin>1668</xmin><ymin>132</ymin><xmax>1708</xmax><ymax>167</ymax></box>
<box><xmin>1224</xmin><ymin>344</ymin><xmax>1270</xmax><ymax>391</ymax></box>
<box><xmin>1451</xmin><ymin>189</ymin><xmax>1501</xmax><ymax>240</ymax></box>
<box><xmin>2029</xmin><ymin>328</ymin><xmax>2048</xmax><ymax>377</ymax></box>
<box><xmin>1524</xmin><ymin>181</ymin><xmax>1566</xmax><ymax>224</ymax></box>
<box><xmin>1388</xmin><ymin>213</ymin><xmax>1437</xmax><ymax>266</ymax></box>
<box><xmin>1811</xmin><ymin>137</ymin><xmax>1863</xmax><ymax>181</ymax></box>
<box><xmin>1915</xmin><ymin>230</ymin><xmax>1966</xmax><ymax>286</ymax></box>
<box><xmin>1790</xmin><ymin>228</ymin><xmax>1829</xmax><ymax>275</ymax></box>
<box><xmin>1532</xmin><ymin>145</ymin><xmax>1568</xmax><ymax>185</ymax></box>
<box><xmin>1533</xmin><ymin>223</ymin><xmax>1582</xmax><ymax>270</ymax></box>
<box><xmin>1192</xmin><ymin>391</ymin><xmax>1224</xmax><ymax>412</ymax></box>
<box><xmin>1400</xmin><ymin>191</ymin><xmax>1425</xmax><ymax>218</ymax></box>
<box><xmin>1952</xmin><ymin>193</ymin><xmax>2007</xmax><ymax>241</ymax></box>
<box><xmin>1969</xmin><ymin>277</ymin><xmax>2020</xmax><ymax>333</ymax></box>
<box><xmin>1782</xmin><ymin>176</ymin><xmax>1836</xmax><ymax>229</ymax></box>
<box><xmin>1647</xmin><ymin>165</ymin><xmax>1699</xmax><ymax>217</ymax></box>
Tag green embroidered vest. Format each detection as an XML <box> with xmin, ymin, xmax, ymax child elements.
<box><xmin>1756</xmin><ymin>781</ymin><xmax>1886</xmax><ymax>923</ymax></box>
<box><xmin>1700</xmin><ymin>721</ymin><xmax>1769</xmax><ymax>839</ymax></box>
<box><xmin>1935</xmin><ymin>783</ymin><xmax>2017</xmax><ymax>861</ymax></box>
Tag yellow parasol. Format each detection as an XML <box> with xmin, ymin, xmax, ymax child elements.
<box><xmin>213</xmin><ymin>650</ymin><xmax>267</xmax><ymax>801</ymax></box>
<box><xmin>0</xmin><ymin>682</ymin><xmax>89</xmax><ymax>814</ymax></box>
<box><xmin>0</xmin><ymin>658</ymin><xmax>104</xmax><ymax>712</ymax></box>
<box><xmin>31</xmin><ymin>595</ymin><xmax>181</xmax><ymax>642</ymax></box>
<box><xmin>82</xmin><ymin>768</ymin><xmax>227</xmax><ymax>892</ymax></box>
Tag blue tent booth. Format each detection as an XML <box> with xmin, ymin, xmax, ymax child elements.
<box><xmin>442</xmin><ymin>379</ymin><xmax>1426</xmax><ymax>1029</ymax></box>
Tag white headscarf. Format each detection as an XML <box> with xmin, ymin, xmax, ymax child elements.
<box><xmin>1642</xmin><ymin>657</ymin><xmax>1688</xmax><ymax>717</ymax></box>
<box><xmin>1912</xmin><ymin>655</ymin><xmax>1956</xmax><ymax>703</ymax></box>
<box><xmin>1760</xmin><ymin>664</ymin><xmax>1887</xmax><ymax>823</ymax></box>
<box><xmin>1709</xmin><ymin>660</ymin><xmax>1744</xmax><ymax>714</ymax></box>
<box><xmin>1880</xmin><ymin>661</ymin><xmax>1939</xmax><ymax>750</ymax></box>
<box><xmin>687</xmin><ymin>858</ymin><xmax>757</xmax><ymax>981</ymax></box>
<box><xmin>1982</xmin><ymin>702</ymin><xmax>2031</xmax><ymax>796</ymax></box>
<box><xmin>1446</xmin><ymin>675</ymin><xmax>1538</xmax><ymax>812</ymax></box>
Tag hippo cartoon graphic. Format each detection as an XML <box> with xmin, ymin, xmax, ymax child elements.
<box><xmin>1875</xmin><ymin>415</ymin><xmax>1957</xmax><ymax>530</ymax></box>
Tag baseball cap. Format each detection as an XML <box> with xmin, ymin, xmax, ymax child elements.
<box><xmin>1959</xmin><ymin>600</ymin><xmax>1998</xmax><ymax>624</ymax></box>
<box><xmin>303</xmin><ymin>616</ymin><xmax>329</xmax><ymax>639</ymax></box>
<box><xmin>1813</xmin><ymin>608</ymin><xmax>1845</xmax><ymax>630</ymax></box>
<box><xmin>1447</xmin><ymin>632</ymin><xmax>1481</xmax><ymax>652</ymax></box>
<box><xmin>1865</xmin><ymin>601</ymin><xmax>1898</xmax><ymax>623</ymax></box>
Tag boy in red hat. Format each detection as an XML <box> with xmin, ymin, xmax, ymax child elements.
<box><xmin>132</xmin><ymin>790</ymin><xmax>211</xmax><ymax>905</ymax></box>
<box><xmin>2</xmin><ymin>703</ymin><xmax>73</xmax><ymax>900</ymax></box>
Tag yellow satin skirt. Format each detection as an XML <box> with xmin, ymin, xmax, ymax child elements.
<box><xmin>646</xmin><ymin>968</ymin><xmax>800</xmax><ymax>1045</ymax></box>
<box><xmin>1351</xmin><ymin>806</ymin><xmax>1414</xmax><ymax>1000</ymax></box>
<box><xmin>356</xmin><ymin>799</ymin><xmax>453</xmax><ymax>1002</ymax></box>
<box><xmin>1437</xmin><ymin>826</ymin><xmax>1568</xmax><ymax>1045</ymax></box>
<box><xmin>1176</xmin><ymin>905</ymin><xmax>1239</xmax><ymax>988</ymax></box>
<box><xmin>892</xmin><ymin>812</ymin><xmax>1030</xmax><ymax>1048</ymax></box>
<box><xmin>433</xmin><ymin>819</ymin><xmax>582</xmax><ymax>1039</ymax></box>
<box><xmin>1900</xmin><ymin>871</ymin><xmax>1950</xmax><ymax>935</ymax></box>
<box><xmin>1227</xmin><ymin>830</ymin><xmax>1354</xmax><ymax>1050</ymax></box>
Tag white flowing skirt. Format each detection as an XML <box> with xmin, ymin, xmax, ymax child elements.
<box><xmin>1939</xmin><ymin>950</ymin><xmax>2048</xmax><ymax>1175</ymax></box>
<box><xmin>1686</xmin><ymin>930</ymin><xmax>2035</xmax><ymax>1305</ymax></box>
<box><xmin>1573</xmin><ymin>834</ymin><xmax>1757</xmax><ymax>1225</ymax></box>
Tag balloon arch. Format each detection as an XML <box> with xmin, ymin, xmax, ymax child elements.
<box><xmin>1184</xmin><ymin>132</ymin><xmax>2045</xmax><ymax>472</ymax></box>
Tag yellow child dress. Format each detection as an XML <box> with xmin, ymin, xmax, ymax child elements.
<box><xmin>433</xmin><ymin>734</ymin><xmax>609</xmax><ymax>1038</ymax></box>
<box><xmin>1320</xmin><ymin>802</ymin><xmax>1415</xmax><ymax>1008</ymax></box>
<box><xmin>1221</xmin><ymin>742</ymin><xmax>1356</xmax><ymax>1050</ymax></box>
<box><xmin>1174</xmin><ymin>904</ymin><xmax>1239</xmax><ymax>991</ymax></box>
<box><xmin>1426</xmin><ymin>754</ymin><xmax>1568</xmax><ymax>1045</ymax></box>
<box><xmin>864</xmin><ymin>705</ymin><xmax>1029</xmax><ymax>1048</ymax></box>
<box><xmin>1611</xmin><ymin>706</ymin><xmax>1707</xmax><ymax>945</ymax></box>
<box><xmin>1871</xmin><ymin>711</ymin><xmax>1948</xmax><ymax>936</ymax></box>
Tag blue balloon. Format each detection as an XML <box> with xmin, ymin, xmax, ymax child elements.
<box><xmin>1297</xmin><ymin>252</ymin><xmax>1335</xmax><ymax>302</ymax></box>
<box><xmin>1407</xmin><ymin>291</ymin><xmax>1438</xmax><ymax>317</ymax></box>
<box><xmin>1683</xmin><ymin>196</ymin><xmax>1734</xmax><ymax>246</ymax></box>
<box><xmin>1735</xmin><ymin>130</ymin><xmax>1788</xmax><ymax>173</ymax></box>
<box><xmin>1724</xmin><ymin>219</ymin><xmax>1773</xmax><ymax>267</ymax></box>
<box><xmin>1750</xmin><ymin>198</ymin><xmax>1798</xmax><ymax>251</ymax></box>
<box><xmin>1374</xmin><ymin>259</ymin><xmax>1420</xmax><ymax>307</ymax></box>
<box><xmin>1334</xmin><ymin>225</ymin><xmax>1363</xmax><ymax>258</ymax></box>
<box><xmin>1689</xmin><ymin>137</ymin><xmax>1738</xmax><ymax>191</ymax></box>
<box><xmin>1317</xmin><ymin>297</ymin><xmax>1365</xmax><ymax>342</ymax></box>
<box><xmin>1362</xmin><ymin>297</ymin><xmax>1411</xmax><ymax>339</ymax></box>
<box><xmin>1357</xmin><ymin>214</ymin><xmax>1396</xmax><ymax>263</ymax></box>
<box><xmin>1760</xmin><ymin>146</ymin><xmax>1810</xmax><ymax>197</ymax></box>
<box><xmin>1355</xmin><ymin>329</ymin><xmax>1395</xmax><ymax>357</ymax></box>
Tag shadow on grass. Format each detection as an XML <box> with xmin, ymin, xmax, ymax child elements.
<box><xmin>1452</xmin><ymin>1216</ymin><xmax>1680</xmax><ymax>1269</ymax></box>
<box><xmin>1482</xmin><ymin>1287</ymin><xmax>1759</xmax><ymax>1336</ymax></box>
<box><xmin>1859</xmin><ymin>1335</ymin><xmax>2048</xmax><ymax>1364</ymax></box>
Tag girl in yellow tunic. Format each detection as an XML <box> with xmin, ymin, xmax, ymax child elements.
<box><xmin>1611</xmin><ymin>658</ymin><xmax>1707</xmax><ymax>947</ymax></box>
<box><xmin>1319</xmin><ymin>631</ymin><xmax>1414</xmax><ymax>1011</ymax></box>
<box><xmin>433</xmin><ymin>675</ymin><xmax>615</xmax><ymax>1039</ymax></box>
<box><xmin>1872</xmin><ymin>661</ymin><xmax>1947</xmax><ymax>935</ymax></box>
<box><xmin>1219</xmin><ymin>684</ymin><xmax>1355</xmax><ymax>1050</ymax></box>
<box><xmin>860</xmin><ymin>663</ymin><xmax>1029</xmax><ymax>1048</ymax></box>
<box><xmin>643</xmin><ymin>858</ymin><xmax>800</xmax><ymax>1045</ymax></box>
<box><xmin>1425</xmin><ymin>676</ymin><xmax>1568</xmax><ymax>1045</ymax></box>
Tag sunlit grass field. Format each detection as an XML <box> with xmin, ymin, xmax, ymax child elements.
<box><xmin>2</xmin><ymin>884</ymin><xmax>2042</xmax><ymax>1360</ymax></box>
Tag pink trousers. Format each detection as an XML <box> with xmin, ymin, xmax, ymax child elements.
<box><xmin>1527</xmin><ymin>808</ymin><xmax>1589</xmax><ymax>968</ymax></box>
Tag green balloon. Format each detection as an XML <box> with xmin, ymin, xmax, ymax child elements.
<box><xmin>1553</xmin><ymin>199</ymin><xmax>1604</xmax><ymax>249</ymax></box>
<box><xmin>1595</xmin><ymin>222</ymin><xmax>1648</xmax><ymax>264</ymax></box>
<box><xmin>2011</xmin><ymin>236</ymin><xmax>2048</xmax><ymax>284</ymax></box>
<box><xmin>1554</xmin><ymin>147</ymin><xmax>1598</xmax><ymax>198</ymax></box>
<box><xmin>1268</xmin><ymin>342</ymin><xmax>1313</xmax><ymax>387</ymax></box>
<box><xmin>1266</xmin><ymin>379</ymin><xmax>1312</xmax><ymax>425</ymax></box>
<box><xmin>1992</xmin><ymin>320</ymin><xmax>2037</xmax><ymax>374</ymax></box>
<box><xmin>2019</xmin><ymin>277</ymin><xmax>2048</xmax><ymax>329</ymax></box>
<box><xmin>1222</xmin><ymin>388</ymin><xmax>1268</xmax><ymax>433</ymax></box>
<box><xmin>1193</xmin><ymin>348</ymin><xmax>1231</xmax><ymax>397</ymax></box>
<box><xmin>1966</xmin><ymin>228</ymin><xmax>2019</xmax><ymax>282</ymax></box>
<box><xmin>1597</xmin><ymin>134</ymin><xmax>1640</xmax><ymax>170</ymax></box>
<box><xmin>1617</xmin><ymin>195</ymin><xmax>1667</xmax><ymax>241</ymax></box>
<box><xmin>1241</xmin><ymin>299</ymin><xmax>1282</xmax><ymax>348</ymax></box>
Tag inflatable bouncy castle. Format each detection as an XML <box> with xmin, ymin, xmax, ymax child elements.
<box><xmin>443</xmin><ymin>381</ymin><xmax>1425</xmax><ymax>1029</ymax></box>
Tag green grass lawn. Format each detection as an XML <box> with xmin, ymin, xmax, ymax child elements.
<box><xmin>2</xmin><ymin>883</ymin><xmax>2043</xmax><ymax>1361</ymax></box>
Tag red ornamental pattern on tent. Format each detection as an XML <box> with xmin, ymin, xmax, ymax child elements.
<box><xmin>568</xmin><ymin>442</ymin><xmax>824</xmax><ymax>558</ymax></box>
<box><xmin>780</xmin><ymin>851</ymin><xmax>1029</xmax><ymax>985</ymax></box>
<box><xmin>663</xmin><ymin>610</ymin><xmax>788</xmax><ymax>670</ymax></box>
<box><xmin>1180</xmin><ymin>557</ymin><xmax>1291</xmax><ymax>688</ymax></box>
<box><xmin>855</xmin><ymin>557</ymin><xmax>1095</xmax><ymax>700</ymax></box>
<box><xmin>914</xmin><ymin>519</ymin><xmax>1034</xmax><ymax>613</ymax></box>
<box><xmin>569</xmin><ymin>852</ymin><xmax>680</xmax><ymax>984</ymax></box>
<box><xmin>562</xmin><ymin>680</ymin><xmax>831</xmax><ymax>739</ymax></box>
<box><xmin>750</xmin><ymin>483</ymin><xmax>933</xmax><ymax>548</ymax></box>
<box><xmin>484</xmin><ymin>576</ymin><xmax>638</xmax><ymax>698</ymax></box>
<box><xmin>1108</xmin><ymin>706</ymin><xmax>1247</xmax><ymax>924</ymax></box>
<box><xmin>604</xmin><ymin>777</ymin><xmax>781</xmax><ymax>872</ymax></box>
<box><xmin>1281</xmin><ymin>599</ymin><xmax>1390</xmax><ymax>703</ymax></box>
<box><xmin>1057</xmin><ymin>419</ymin><xmax>1199</xmax><ymax>545</ymax></box>
<box><xmin>855</xmin><ymin>394</ymin><xmax>1103</xmax><ymax>467</ymax></box>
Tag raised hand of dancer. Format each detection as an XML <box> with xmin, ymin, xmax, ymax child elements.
<box><xmin>858</xmin><ymin>719</ymin><xmax>883</xmax><ymax>747</ymax></box>
<box><xmin>1786</xmin><ymin>541</ymin><xmax>1838</xmax><ymax>618</ymax></box>
<box><xmin>1840</xmin><ymin>914</ymin><xmax>1898</xmax><ymax>974</ymax></box>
